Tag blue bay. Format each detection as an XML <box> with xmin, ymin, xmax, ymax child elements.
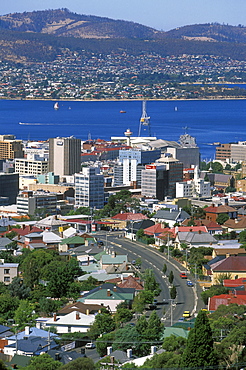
<box><xmin>1</xmin><ymin>99</ymin><xmax>246</xmax><ymax>161</ymax></box>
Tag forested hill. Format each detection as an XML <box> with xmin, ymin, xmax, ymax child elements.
<box><xmin>1</xmin><ymin>9</ymin><xmax>246</xmax><ymax>63</ymax></box>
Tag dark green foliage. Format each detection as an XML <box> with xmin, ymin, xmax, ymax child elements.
<box><xmin>0</xmin><ymin>293</ymin><xmax>19</xmax><ymax>322</ymax></box>
<box><xmin>8</xmin><ymin>277</ymin><xmax>31</xmax><ymax>299</ymax></box>
<box><xmin>162</xmin><ymin>334</ymin><xmax>187</xmax><ymax>353</ymax></box>
<box><xmin>25</xmin><ymin>353</ymin><xmax>61</xmax><ymax>370</ymax></box>
<box><xmin>142</xmin><ymin>351</ymin><xmax>182</xmax><ymax>369</ymax></box>
<box><xmin>168</xmin><ymin>270</ymin><xmax>174</xmax><ymax>284</ymax></box>
<box><xmin>96</xmin><ymin>332</ymin><xmax>115</xmax><ymax>357</ymax></box>
<box><xmin>60</xmin><ymin>357</ymin><xmax>95</xmax><ymax>370</ymax></box>
<box><xmin>162</xmin><ymin>263</ymin><xmax>167</xmax><ymax>275</ymax></box>
<box><xmin>201</xmin><ymin>285</ymin><xmax>228</xmax><ymax>305</ymax></box>
<box><xmin>89</xmin><ymin>311</ymin><xmax>116</xmax><ymax>339</ymax></box>
<box><xmin>216</xmin><ymin>213</ymin><xmax>229</xmax><ymax>225</ymax></box>
<box><xmin>143</xmin><ymin>269</ymin><xmax>161</xmax><ymax>296</ymax></box>
<box><xmin>38</xmin><ymin>297</ymin><xmax>62</xmax><ymax>316</ymax></box>
<box><xmin>170</xmin><ymin>285</ymin><xmax>177</xmax><ymax>300</ymax></box>
<box><xmin>46</xmin><ymin>258</ymin><xmax>82</xmax><ymax>298</ymax></box>
<box><xmin>181</xmin><ymin>310</ymin><xmax>218</xmax><ymax>368</ymax></box>
<box><xmin>239</xmin><ymin>229</ymin><xmax>246</xmax><ymax>243</ymax></box>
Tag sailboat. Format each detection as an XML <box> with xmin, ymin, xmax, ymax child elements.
<box><xmin>54</xmin><ymin>102</ymin><xmax>59</xmax><ymax>110</ymax></box>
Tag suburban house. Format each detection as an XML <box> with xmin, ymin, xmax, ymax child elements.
<box><xmin>174</xmin><ymin>230</ymin><xmax>217</xmax><ymax>250</ymax></box>
<box><xmin>38</xmin><ymin>311</ymin><xmax>95</xmax><ymax>334</ymax></box>
<box><xmin>3</xmin><ymin>326</ymin><xmax>58</xmax><ymax>357</ymax></box>
<box><xmin>205</xmin><ymin>204</ymin><xmax>237</xmax><ymax>223</ymax></box>
<box><xmin>104</xmin><ymin>212</ymin><xmax>149</xmax><ymax>231</ymax></box>
<box><xmin>78</xmin><ymin>283</ymin><xmax>135</xmax><ymax>312</ymax></box>
<box><xmin>151</xmin><ymin>209</ymin><xmax>190</xmax><ymax>228</ymax></box>
<box><xmin>125</xmin><ymin>219</ymin><xmax>155</xmax><ymax>240</ymax></box>
<box><xmin>101</xmin><ymin>251</ymin><xmax>128</xmax><ymax>270</ymax></box>
<box><xmin>182</xmin><ymin>218</ymin><xmax>223</xmax><ymax>235</ymax></box>
<box><xmin>56</xmin><ymin>301</ymin><xmax>103</xmax><ymax>316</ymax></box>
<box><xmin>222</xmin><ymin>216</ymin><xmax>246</xmax><ymax>233</ymax></box>
<box><xmin>208</xmin><ymin>291</ymin><xmax>246</xmax><ymax>311</ymax></box>
<box><xmin>210</xmin><ymin>256</ymin><xmax>246</xmax><ymax>284</ymax></box>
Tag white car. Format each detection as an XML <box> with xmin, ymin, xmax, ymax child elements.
<box><xmin>85</xmin><ymin>342</ymin><xmax>95</xmax><ymax>349</ymax></box>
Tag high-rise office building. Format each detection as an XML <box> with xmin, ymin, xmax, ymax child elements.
<box><xmin>75</xmin><ymin>167</ymin><xmax>104</xmax><ymax>209</ymax></box>
<box><xmin>49</xmin><ymin>137</ymin><xmax>81</xmax><ymax>177</ymax></box>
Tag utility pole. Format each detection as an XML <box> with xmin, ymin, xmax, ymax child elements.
<box><xmin>169</xmin><ymin>299</ymin><xmax>173</xmax><ymax>326</ymax></box>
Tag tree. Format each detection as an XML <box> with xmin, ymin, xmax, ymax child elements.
<box><xmin>162</xmin><ymin>263</ymin><xmax>167</xmax><ymax>275</ymax></box>
<box><xmin>170</xmin><ymin>285</ymin><xmax>177</xmax><ymax>300</ymax></box>
<box><xmin>25</xmin><ymin>353</ymin><xmax>61</xmax><ymax>370</ymax></box>
<box><xmin>168</xmin><ymin>270</ymin><xmax>174</xmax><ymax>285</ymax></box>
<box><xmin>8</xmin><ymin>277</ymin><xmax>31</xmax><ymax>299</ymax></box>
<box><xmin>201</xmin><ymin>285</ymin><xmax>228</xmax><ymax>305</ymax></box>
<box><xmin>14</xmin><ymin>300</ymin><xmax>37</xmax><ymax>330</ymax></box>
<box><xmin>60</xmin><ymin>357</ymin><xmax>95</xmax><ymax>370</ymax></box>
<box><xmin>0</xmin><ymin>293</ymin><xmax>19</xmax><ymax>322</ymax></box>
<box><xmin>239</xmin><ymin>229</ymin><xmax>246</xmax><ymax>243</ymax></box>
<box><xmin>114</xmin><ymin>306</ymin><xmax>133</xmax><ymax>327</ymax></box>
<box><xmin>89</xmin><ymin>311</ymin><xmax>115</xmax><ymax>339</ymax></box>
<box><xmin>181</xmin><ymin>310</ymin><xmax>218</xmax><ymax>369</ymax></box>
<box><xmin>162</xmin><ymin>334</ymin><xmax>187</xmax><ymax>353</ymax></box>
<box><xmin>143</xmin><ymin>269</ymin><xmax>161</xmax><ymax>296</ymax></box>
<box><xmin>21</xmin><ymin>249</ymin><xmax>57</xmax><ymax>289</ymax></box>
<box><xmin>96</xmin><ymin>332</ymin><xmax>115</xmax><ymax>357</ymax></box>
<box><xmin>216</xmin><ymin>213</ymin><xmax>229</xmax><ymax>225</ymax></box>
<box><xmin>132</xmin><ymin>290</ymin><xmax>154</xmax><ymax>313</ymax></box>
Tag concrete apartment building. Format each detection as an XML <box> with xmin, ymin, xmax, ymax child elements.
<box><xmin>0</xmin><ymin>259</ymin><xmax>19</xmax><ymax>285</ymax></box>
<box><xmin>75</xmin><ymin>167</ymin><xmax>104</xmax><ymax>209</ymax></box>
<box><xmin>17</xmin><ymin>190</ymin><xmax>57</xmax><ymax>215</ymax></box>
<box><xmin>176</xmin><ymin>167</ymin><xmax>211</xmax><ymax>198</ymax></box>
<box><xmin>49</xmin><ymin>136</ymin><xmax>81</xmax><ymax>177</ymax></box>
<box><xmin>0</xmin><ymin>134</ymin><xmax>23</xmax><ymax>160</ymax></box>
<box><xmin>216</xmin><ymin>141</ymin><xmax>246</xmax><ymax>162</ymax></box>
<box><xmin>15</xmin><ymin>154</ymin><xmax>48</xmax><ymax>176</ymax></box>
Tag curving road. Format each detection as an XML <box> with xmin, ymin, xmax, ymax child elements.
<box><xmin>97</xmin><ymin>231</ymin><xmax>200</xmax><ymax>326</ymax></box>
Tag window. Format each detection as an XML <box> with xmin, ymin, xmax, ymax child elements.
<box><xmin>4</xmin><ymin>277</ymin><xmax>10</xmax><ymax>282</ymax></box>
<box><xmin>4</xmin><ymin>269</ymin><xmax>10</xmax><ymax>274</ymax></box>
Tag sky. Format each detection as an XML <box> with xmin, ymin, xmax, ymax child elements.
<box><xmin>0</xmin><ymin>0</ymin><xmax>245</xmax><ymax>31</ymax></box>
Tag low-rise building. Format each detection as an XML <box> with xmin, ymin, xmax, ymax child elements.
<box><xmin>16</xmin><ymin>190</ymin><xmax>57</xmax><ymax>215</ymax></box>
<box><xmin>0</xmin><ymin>259</ymin><xmax>19</xmax><ymax>285</ymax></box>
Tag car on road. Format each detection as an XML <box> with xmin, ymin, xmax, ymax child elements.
<box><xmin>187</xmin><ymin>280</ymin><xmax>194</xmax><ymax>287</ymax></box>
<box><xmin>180</xmin><ymin>272</ymin><xmax>187</xmax><ymax>279</ymax></box>
<box><xmin>97</xmin><ymin>240</ymin><xmax>104</xmax><ymax>246</ymax></box>
<box><xmin>85</xmin><ymin>342</ymin><xmax>95</xmax><ymax>349</ymax></box>
<box><xmin>183</xmin><ymin>310</ymin><xmax>191</xmax><ymax>318</ymax></box>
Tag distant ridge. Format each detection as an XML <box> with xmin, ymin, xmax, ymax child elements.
<box><xmin>0</xmin><ymin>9</ymin><xmax>246</xmax><ymax>63</ymax></box>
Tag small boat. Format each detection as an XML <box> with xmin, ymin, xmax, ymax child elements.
<box><xmin>54</xmin><ymin>102</ymin><xmax>59</xmax><ymax>110</ymax></box>
<box><xmin>174</xmin><ymin>106</ymin><xmax>178</xmax><ymax>111</ymax></box>
<box><xmin>120</xmin><ymin>110</ymin><xmax>126</xmax><ymax>113</ymax></box>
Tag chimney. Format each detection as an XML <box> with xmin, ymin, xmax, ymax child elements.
<box><xmin>22</xmin><ymin>224</ymin><xmax>25</xmax><ymax>230</ymax></box>
<box><xmin>76</xmin><ymin>312</ymin><xmax>80</xmax><ymax>320</ymax></box>
<box><xmin>53</xmin><ymin>313</ymin><xmax>57</xmax><ymax>322</ymax></box>
<box><xmin>25</xmin><ymin>326</ymin><xmax>30</xmax><ymax>336</ymax></box>
<box><xmin>150</xmin><ymin>346</ymin><xmax>157</xmax><ymax>355</ymax></box>
<box><xmin>107</xmin><ymin>289</ymin><xmax>111</xmax><ymax>297</ymax></box>
<box><xmin>55</xmin><ymin>353</ymin><xmax>60</xmax><ymax>361</ymax></box>
<box><xmin>87</xmin><ymin>256</ymin><xmax>90</xmax><ymax>266</ymax></box>
<box><xmin>113</xmin><ymin>286</ymin><xmax>117</xmax><ymax>292</ymax></box>
<box><xmin>107</xmin><ymin>346</ymin><xmax>113</xmax><ymax>356</ymax></box>
<box><xmin>198</xmin><ymin>230</ymin><xmax>201</xmax><ymax>234</ymax></box>
<box><xmin>86</xmin><ymin>309</ymin><xmax>90</xmax><ymax>315</ymax></box>
<box><xmin>127</xmin><ymin>349</ymin><xmax>132</xmax><ymax>358</ymax></box>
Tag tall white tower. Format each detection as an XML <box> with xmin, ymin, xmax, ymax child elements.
<box><xmin>124</xmin><ymin>128</ymin><xmax>132</xmax><ymax>147</ymax></box>
<box><xmin>138</xmin><ymin>100</ymin><xmax>151</xmax><ymax>137</ymax></box>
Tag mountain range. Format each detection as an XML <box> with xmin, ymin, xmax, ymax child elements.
<box><xmin>0</xmin><ymin>8</ymin><xmax>246</xmax><ymax>63</ymax></box>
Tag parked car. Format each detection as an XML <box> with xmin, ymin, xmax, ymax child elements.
<box><xmin>97</xmin><ymin>240</ymin><xmax>104</xmax><ymax>246</ymax></box>
<box><xmin>85</xmin><ymin>342</ymin><xmax>95</xmax><ymax>349</ymax></box>
<box><xmin>186</xmin><ymin>280</ymin><xmax>194</xmax><ymax>287</ymax></box>
<box><xmin>180</xmin><ymin>272</ymin><xmax>188</xmax><ymax>279</ymax></box>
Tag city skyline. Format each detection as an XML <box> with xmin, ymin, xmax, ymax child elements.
<box><xmin>0</xmin><ymin>0</ymin><xmax>245</xmax><ymax>31</ymax></box>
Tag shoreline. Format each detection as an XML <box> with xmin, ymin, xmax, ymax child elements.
<box><xmin>1</xmin><ymin>96</ymin><xmax>246</xmax><ymax>103</ymax></box>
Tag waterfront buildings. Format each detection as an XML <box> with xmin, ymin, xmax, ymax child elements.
<box><xmin>49</xmin><ymin>137</ymin><xmax>81</xmax><ymax>178</ymax></box>
<box><xmin>0</xmin><ymin>135</ymin><xmax>23</xmax><ymax>160</ymax></box>
<box><xmin>75</xmin><ymin>167</ymin><xmax>104</xmax><ymax>209</ymax></box>
<box><xmin>113</xmin><ymin>148</ymin><xmax>161</xmax><ymax>187</ymax></box>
